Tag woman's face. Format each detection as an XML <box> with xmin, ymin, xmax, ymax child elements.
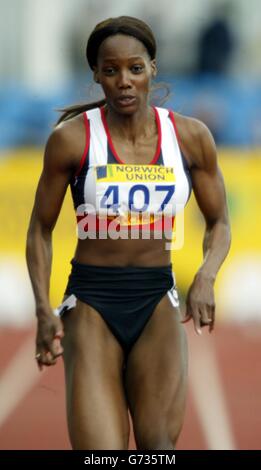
<box><xmin>94</xmin><ymin>34</ymin><xmax>156</xmax><ymax>115</ymax></box>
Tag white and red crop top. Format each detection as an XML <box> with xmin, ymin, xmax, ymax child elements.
<box><xmin>71</xmin><ymin>106</ymin><xmax>192</xmax><ymax>238</ymax></box>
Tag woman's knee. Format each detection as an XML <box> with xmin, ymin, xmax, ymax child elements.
<box><xmin>133</xmin><ymin>414</ymin><xmax>183</xmax><ymax>450</ymax></box>
<box><xmin>70</xmin><ymin>426</ymin><xmax>129</xmax><ymax>450</ymax></box>
<box><xmin>134</xmin><ymin>427</ymin><xmax>179</xmax><ymax>450</ymax></box>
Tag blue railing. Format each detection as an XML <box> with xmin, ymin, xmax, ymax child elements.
<box><xmin>0</xmin><ymin>76</ymin><xmax>260</xmax><ymax>149</ymax></box>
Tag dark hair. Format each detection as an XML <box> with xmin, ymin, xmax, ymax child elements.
<box><xmin>56</xmin><ymin>16</ymin><xmax>157</xmax><ymax>125</ymax></box>
<box><xmin>86</xmin><ymin>16</ymin><xmax>156</xmax><ymax>70</ymax></box>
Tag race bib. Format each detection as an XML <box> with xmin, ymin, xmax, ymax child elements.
<box><xmin>95</xmin><ymin>164</ymin><xmax>176</xmax><ymax>225</ymax></box>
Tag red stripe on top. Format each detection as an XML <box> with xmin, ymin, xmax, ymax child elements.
<box><xmin>75</xmin><ymin>112</ymin><xmax>90</xmax><ymax>177</ymax></box>
<box><xmin>168</xmin><ymin>110</ymin><xmax>181</xmax><ymax>144</ymax></box>
<box><xmin>100</xmin><ymin>106</ymin><xmax>162</xmax><ymax>165</ymax></box>
<box><xmin>150</xmin><ymin>107</ymin><xmax>162</xmax><ymax>164</ymax></box>
<box><xmin>100</xmin><ymin>106</ymin><xmax>122</xmax><ymax>162</ymax></box>
<box><xmin>77</xmin><ymin>213</ymin><xmax>175</xmax><ymax>233</ymax></box>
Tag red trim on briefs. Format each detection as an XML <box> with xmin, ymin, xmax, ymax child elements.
<box><xmin>75</xmin><ymin>113</ymin><xmax>90</xmax><ymax>177</ymax></box>
<box><xmin>168</xmin><ymin>110</ymin><xmax>181</xmax><ymax>144</ymax></box>
<box><xmin>100</xmin><ymin>106</ymin><xmax>162</xmax><ymax>165</ymax></box>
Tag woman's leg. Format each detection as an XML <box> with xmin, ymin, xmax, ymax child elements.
<box><xmin>62</xmin><ymin>299</ymin><xmax>130</xmax><ymax>450</ymax></box>
<box><xmin>125</xmin><ymin>294</ymin><xmax>188</xmax><ymax>450</ymax></box>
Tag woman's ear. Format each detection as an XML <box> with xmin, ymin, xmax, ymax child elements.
<box><xmin>151</xmin><ymin>59</ymin><xmax>157</xmax><ymax>78</ymax></box>
<box><xmin>93</xmin><ymin>68</ymin><xmax>100</xmax><ymax>84</ymax></box>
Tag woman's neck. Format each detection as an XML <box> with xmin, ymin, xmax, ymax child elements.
<box><xmin>105</xmin><ymin>105</ymin><xmax>156</xmax><ymax>144</ymax></box>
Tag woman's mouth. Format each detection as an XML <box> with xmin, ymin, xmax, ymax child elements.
<box><xmin>116</xmin><ymin>96</ymin><xmax>136</xmax><ymax>107</ymax></box>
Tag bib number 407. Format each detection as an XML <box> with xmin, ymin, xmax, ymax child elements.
<box><xmin>100</xmin><ymin>184</ymin><xmax>175</xmax><ymax>212</ymax></box>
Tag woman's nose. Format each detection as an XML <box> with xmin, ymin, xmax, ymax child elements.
<box><xmin>117</xmin><ymin>70</ymin><xmax>131</xmax><ymax>88</ymax></box>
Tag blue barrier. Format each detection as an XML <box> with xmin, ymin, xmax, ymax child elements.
<box><xmin>0</xmin><ymin>76</ymin><xmax>260</xmax><ymax>149</ymax></box>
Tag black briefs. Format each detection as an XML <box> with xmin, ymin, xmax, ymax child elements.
<box><xmin>63</xmin><ymin>259</ymin><xmax>178</xmax><ymax>353</ymax></box>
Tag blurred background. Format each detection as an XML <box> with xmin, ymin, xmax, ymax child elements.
<box><xmin>0</xmin><ymin>0</ymin><xmax>260</xmax><ymax>450</ymax></box>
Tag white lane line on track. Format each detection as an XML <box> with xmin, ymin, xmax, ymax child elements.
<box><xmin>189</xmin><ymin>330</ymin><xmax>236</xmax><ymax>450</ymax></box>
<box><xmin>0</xmin><ymin>333</ymin><xmax>44</xmax><ymax>427</ymax></box>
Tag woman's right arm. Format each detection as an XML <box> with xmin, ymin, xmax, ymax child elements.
<box><xmin>26</xmin><ymin>124</ymin><xmax>77</xmax><ymax>368</ymax></box>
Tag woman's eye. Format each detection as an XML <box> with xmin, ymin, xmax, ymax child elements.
<box><xmin>131</xmin><ymin>65</ymin><xmax>143</xmax><ymax>73</ymax></box>
<box><xmin>104</xmin><ymin>68</ymin><xmax>115</xmax><ymax>75</ymax></box>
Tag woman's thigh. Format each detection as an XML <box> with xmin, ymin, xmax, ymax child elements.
<box><xmin>62</xmin><ymin>299</ymin><xmax>130</xmax><ymax>450</ymax></box>
<box><xmin>125</xmin><ymin>294</ymin><xmax>188</xmax><ymax>449</ymax></box>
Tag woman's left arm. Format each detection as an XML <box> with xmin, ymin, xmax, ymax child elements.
<box><xmin>183</xmin><ymin>121</ymin><xmax>231</xmax><ymax>334</ymax></box>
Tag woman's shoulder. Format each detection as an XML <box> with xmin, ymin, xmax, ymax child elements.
<box><xmin>44</xmin><ymin>114</ymin><xmax>87</xmax><ymax>171</ymax></box>
<box><xmin>172</xmin><ymin>111</ymin><xmax>217</xmax><ymax>169</ymax></box>
<box><xmin>53</xmin><ymin>113</ymin><xmax>86</xmax><ymax>153</ymax></box>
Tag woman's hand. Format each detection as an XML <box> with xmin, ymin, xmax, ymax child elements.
<box><xmin>182</xmin><ymin>272</ymin><xmax>215</xmax><ymax>335</ymax></box>
<box><xmin>35</xmin><ymin>309</ymin><xmax>64</xmax><ymax>370</ymax></box>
